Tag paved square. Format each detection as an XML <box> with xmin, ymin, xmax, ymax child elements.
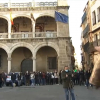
<box><xmin>0</xmin><ymin>85</ymin><xmax>100</xmax><ymax>100</ymax></box>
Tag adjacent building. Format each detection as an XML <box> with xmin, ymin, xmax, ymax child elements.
<box><xmin>81</xmin><ymin>0</ymin><xmax>100</xmax><ymax>70</ymax></box>
<box><xmin>0</xmin><ymin>0</ymin><xmax>73</xmax><ymax>73</ymax></box>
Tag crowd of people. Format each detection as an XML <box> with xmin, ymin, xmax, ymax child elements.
<box><xmin>0</xmin><ymin>69</ymin><xmax>93</xmax><ymax>88</ymax></box>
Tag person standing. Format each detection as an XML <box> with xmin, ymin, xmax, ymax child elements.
<box><xmin>30</xmin><ymin>72</ymin><xmax>35</xmax><ymax>86</ymax></box>
<box><xmin>25</xmin><ymin>71</ymin><xmax>30</xmax><ymax>86</ymax></box>
<box><xmin>85</xmin><ymin>69</ymin><xmax>91</xmax><ymax>89</ymax></box>
<box><xmin>17</xmin><ymin>72</ymin><xmax>22</xmax><ymax>86</ymax></box>
<box><xmin>0</xmin><ymin>72</ymin><xmax>3</xmax><ymax>88</ymax></box>
<box><xmin>11</xmin><ymin>72</ymin><xmax>16</xmax><ymax>87</ymax></box>
<box><xmin>61</xmin><ymin>66</ymin><xmax>75</xmax><ymax>100</ymax></box>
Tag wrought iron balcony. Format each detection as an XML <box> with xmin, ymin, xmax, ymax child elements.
<box><xmin>83</xmin><ymin>24</ymin><xmax>90</xmax><ymax>37</ymax></box>
<box><xmin>82</xmin><ymin>12</ymin><xmax>86</xmax><ymax>23</ymax></box>
<box><xmin>83</xmin><ymin>41</ymin><xmax>89</xmax><ymax>52</ymax></box>
<box><xmin>89</xmin><ymin>41</ymin><xmax>98</xmax><ymax>53</ymax></box>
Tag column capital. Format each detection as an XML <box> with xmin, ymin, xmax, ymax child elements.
<box><xmin>32</xmin><ymin>57</ymin><xmax>36</xmax><ymax>60</ymax></box>
<box><xmin>7</xmin><ymin>57</ymin><xmax>12</xmax><ymax>61</ymax></box>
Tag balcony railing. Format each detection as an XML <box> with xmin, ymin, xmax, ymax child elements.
<box><xmin>0</xmin><ymin>3</ymin><xmax>8</xmax><ymax>8</ymax></box>
<box><xmin>83</xmin><ymin>41</ymin><xmax>89</xmax><ymax>52</ymax></box>
<box><xmin>98</xmin><ymin>13</ymin><xmax>100</xmax><ymax>22</ymax></box>
<box><xmin>0</xmin><ymin>33</ymin><xmax>8</xmax><ymax>39</ymax></box>
<box><xmin>35</xmin><ymin>32</ymin><xmax>57</xmax><ymax>38</ymax></box>
<box><xmin>82</xmin><ymin>12</ymin><xmax>86</xmax><ymax>23</ymax></box>
<box><xmin>11</xmin><ymin>32</ymin><xmax>33</xmax><ymax>39</ymax></box>
<box><xmin>0</xmin><ymin>32</ymin><xmax>57</xmax><ymax>39</ymax></box>
<box><xmin>0</xmin><ymin>2</ymin><xmax>58</xmax><ymax>8</ymax></box>
<box><xmin>11</xmin><ymin>2</ymin><xmax>32</xmax><ymax>8</ymax></box>
<box><xmin>83</xmin><ymin>24</ymin><xmax>90</xmax><ymax>37</ymax></box>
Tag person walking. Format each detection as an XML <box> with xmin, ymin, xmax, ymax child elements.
<box><xmin>61</xmin><ymin>66</ymin><xmax>75</xmax><ymax>100</ymax></box>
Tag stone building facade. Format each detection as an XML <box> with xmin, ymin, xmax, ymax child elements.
<box><xmin>0</xmin><ymin>0</ymin><xmax>72</xmax><ymax>73</ymax></box>
<box><xmin>81</xmin><ymin>0</ymin><xmax>100</xmax><ymax>70</ymax></box>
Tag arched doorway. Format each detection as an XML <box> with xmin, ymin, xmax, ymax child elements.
<box><xmin>0</xmin><ymin>48</ymin><xmax>8</xmax><ymax>72</ymax></box>
<box><xmin>36</xmin><ymin>46</ymin><xmax>58</xmax><ymax>72</ymax></box>
<box><xmin>0</xmin><ymin>18</ymin><xmax>8</xmax><ymax>33</ymax></box>
<box><xmin>21</xmin><ymin>59</ymin><xmax>33</xmax><ymax>73</ymax></box>
<box><xmin>11</xmin><ymin>47</ymin><xmax>32</xmax><ymax>72</ymax></box>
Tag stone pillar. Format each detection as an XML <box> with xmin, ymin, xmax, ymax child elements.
<box><xmin>8</xmin><ymin>21</ymin><xmax>11</xmax><ymax>39</ymax></box>
<box><xmin>32</xmin><ymin>19</ymin><xmax>35</xmax><ymax>38</ymax></box>
<box><xmin>32</xmin><ymin>57</ymin><xmax>36</xmax><ymax>71</ymax></box>
<box><xmin>7</xmin><ymin>54</ymin><xmax>11</xmax><ymax>74</ymax></box>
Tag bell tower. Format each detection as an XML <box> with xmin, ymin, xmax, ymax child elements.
<box><xmin>57</xmin><ymin>0</ymin><xmax>68</xmax><ymax>6</ymax></box>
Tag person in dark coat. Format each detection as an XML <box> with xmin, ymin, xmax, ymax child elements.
<box><xmin>0</xmin><ymin>73</ymin><xmax>3</xmax><ymax>88</ymax></box>
<box><xmin>17</xmin><ymin>72</ymin><xmax>22</xmax><ymax>86</ymax></box>
<box><xmin>1</xmin><ymin>71</ymin><xmax>6</xmax><ymax>86</ymax></box>
<box><xmin>85</xmin><ymin>69</ymin><xmax>91</xmax><ymax>88</ymax></box>
<box><xmin>11</xmin><ymin>72</ymin><xmax>16</xmax><ymax>87</ymax></box>
<box><xmin>25</xmin><ymin>71</ymin><xmax>30</xmax><ymax>86</ymax></box>
<box><xmin>61</xmin><ymin>66</ymin><xmax>75</xmax><ymax>100</ymax></box>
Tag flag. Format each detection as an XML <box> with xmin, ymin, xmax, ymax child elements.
<box><xmin>10</xmin><ymin>9</ymin><xmax>14</xmax><ymax>25</ymax></box>
<box><xmin>31</xmin><ymin>13</ymin><xmax>35</xmax><ymax>22</ymax></box>
<box><xmin>55</xmin><ymin>11</ymin><xmax>68</xmax><ymax>23</ymax></box>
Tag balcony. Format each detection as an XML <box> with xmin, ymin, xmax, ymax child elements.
<box><xmin>0</xmin><ymin>32</ymin><xmax>57</xmax><ymax>39</ymax></box>
<box><xmin>83</xmin><ymin>24</ymin><xmax>90</xmax><ymax>37</ymax></box>
<box><xmin>89</xmin><ymin>41</ymin><xmax>98</xmax><ymax>53</ymax></box>
<box><xmin>83</xmin><ymin>42</ymin><xmax>89</xmax><ymax>52</ymax></box>
<box><xmin>82</xmin><ymin>12</ymin><xmax>86</xmax><ymax>23</ymax></box>
<box><xmin>98</xmin><ymin>13</ymin><xmax>100</xmax><ymax>22</ymax></box>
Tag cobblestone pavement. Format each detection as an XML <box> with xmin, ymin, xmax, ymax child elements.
<box><xmin>0</xmin><ymin>85</ymin><xmax>100</xmax><ymax>100</ymax></box>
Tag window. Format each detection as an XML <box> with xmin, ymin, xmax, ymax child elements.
<box><xmin>99</xmin><ymin>32</ymin><xmax>100</xmax><ymax>39</ymax></box>
<box><xmin>0</xmin><ymin>55</ymin><xmax>1</xmax><ymax>67</ymax></box>
<box><xmin>94</xmin><ymin>34</ymin><xmax>98</xmax><ymax>46</ymax></box>
<box><xmin>92</xmin><ymin>11</ymin><xmax>96</xmax><ymax>25</ymax></box>
<box><xmin>48</xmin><ymin>57</ymin><xmax>57</xmax><ymax>69</ymax></box>
<box><xmin>97</xmin><ymin>7</ymin><xmax>100</xmax><ymax>22</ymax></box>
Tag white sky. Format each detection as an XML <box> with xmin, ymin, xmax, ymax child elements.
<box><xmin>0</xmin><ymin>0</ymin><xmax>88</xmax><ymax>65</ymax></box>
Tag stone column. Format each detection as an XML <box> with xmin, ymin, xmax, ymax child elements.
<box><xmin>8</xmin><ymin>21</ymin><xmax>11</xmax><ymax>39</ymax></box>
<box><xmin>32</xmin><ymin>57</ymin><xmax>36</xmax><ymax>72</ymax></box>
<box><xmin>32</xmin><ymin>19</ymin><xmax>35</xmax><ymax>38</ymax></box>
<box><xmin>7</xmin><ymin>54</ymin><xmax>11</xmax><ymax>74</ymax></box>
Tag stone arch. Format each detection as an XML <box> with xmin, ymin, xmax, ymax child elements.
<box><xmin>13</xmin><ymin>14</ymin><xmax>31</xmax><ymax>20</ymax></box>
<box><xmin>0</xmin><ymin>15</ymin><xmax>9</xmax><ymax>22</ymax></box>
<box><xmin>34</xmin><ymin>42</ymin><xmax>59</xmax><ymax>57</ymax></box>
<box><xmin>10</xmin><ymin>42</ymin><xmax>34</xmax><ymax>56</ymax></box>
<box><xmin>36</xmin><ymin>14</ymin><xmax>54</xmax><ymax>20</ymax></box>
<box><xmin>0</xmin><ymin>43</ymin><xmax>10</xmax><ymax>56</ymax></box>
